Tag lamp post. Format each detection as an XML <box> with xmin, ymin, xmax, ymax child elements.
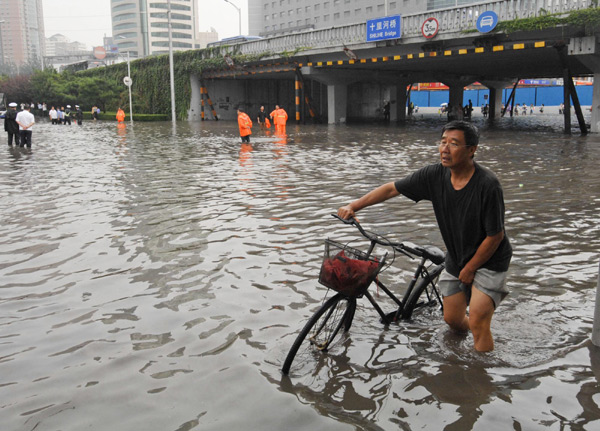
<box><xmin>125</xmin><ymin>51</ymin><xmax>133</xmax><ymax>125</ymax></box>
<box><xmin>223</xmin><ymin>0</ymin><xmax>242</xmax><ymax>36</ymax></box>
<box><xmin>117</xmin><ymin>36</ymin><xmax>134</xmax><ymax>124</ymax></box>
<box><xmin>167</xmin><ymin>0</ymin><xmax>176</xmax><ymax>124</ymax></box>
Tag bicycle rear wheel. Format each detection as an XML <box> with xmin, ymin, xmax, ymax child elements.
<box><xmin>402</xmin><ymin>264</ymin><xmax>444</xmax><ymax>320</ymax></box>
<box><xmin>282</xmin><ymin>293</ymin><xmax>356</xmax><ymax>375</ymax></box>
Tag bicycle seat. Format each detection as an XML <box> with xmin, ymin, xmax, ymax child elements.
<box><xmin>419</xmin><ymin>245</ymin><xmax>445</xmax><ymax>265</ymax></box>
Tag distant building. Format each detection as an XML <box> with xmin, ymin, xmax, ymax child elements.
<box><xmin>111</xmin><ymin>0</ymin><xmax>202</xmax><ymax>58</ymax></box>
<box><xmin>198</xmin><ymin>28</ymin><xmax>219</xmax><ymax>49</ymax></box>
<box><xmin>248</xmin><ymin>0</ymin><xmax>482</xmax><ymax>37</ymax></box>
<box><xmin>0</xmin><ymin>0</ymin><xmax>45</xmax><ymax>67</ymax></box>
<box><xmin>45</xmin><ymin>34</ymin><xmax>88</xmax><ymax>57</ymax></box>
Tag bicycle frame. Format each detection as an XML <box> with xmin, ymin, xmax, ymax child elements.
<box><xmin>281</xmin><ymin>215</ymin><xmax>446</xmax><ymax>375</ymax></box>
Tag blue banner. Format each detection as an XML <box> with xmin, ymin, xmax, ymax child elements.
<box><xmin>366</xmin><ymin>15</ymin><xmax>401</xmax><ymax>42</ymax></box>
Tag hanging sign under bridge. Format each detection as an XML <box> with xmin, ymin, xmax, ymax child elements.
<box><xmin>366</xmin><ymin>15</ymin><xmax>401</xmax><ymax>42</ymax></box>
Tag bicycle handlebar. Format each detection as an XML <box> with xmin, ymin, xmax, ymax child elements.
<box><xmin>331</xmin><ymin>214</ymin><xmax>445</xmax><ymax>264</ymax></box>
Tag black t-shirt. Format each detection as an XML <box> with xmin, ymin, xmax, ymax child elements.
<box><xmin>257</xmin><ymin>110</ymin><xmax>267</xmax><ymax>122</ymax></box>
<box><xmin>394</xmin><ymin>162</ymin><xmax>512</xmax><ymax>277</ymax></box>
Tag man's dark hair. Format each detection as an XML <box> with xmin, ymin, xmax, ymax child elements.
<box><xmin>238</xmin><ymin>108</ymin><xmax>245</xmax><ymax>113</ymax></box>
<box><xmin>442</xmin><ymin>120</ymin><xmax>479</xmax><ymax>147</ymax></box>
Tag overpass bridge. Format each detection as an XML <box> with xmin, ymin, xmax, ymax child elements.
<box><xmin>190</xmin><ymin>0</ymin><xmax>600</xmax><ymax>132</ymax></box>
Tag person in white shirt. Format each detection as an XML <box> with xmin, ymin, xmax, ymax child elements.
<box><xmin>48</xmin><ymin>106</ymin><xmax>58</xmax><ymax>124</ymax></box>
<box><xmin>49</xmin><ymin>106</ymin><xmax>58</xmax><ymax>125</ymax></box>
<box><xmin>15</xmin><ymin>104</ymin><xmax>35</xmax><ymax>148</ymax></box>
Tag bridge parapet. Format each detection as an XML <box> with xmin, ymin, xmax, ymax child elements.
<box><xmin>229</xmin><ymin>0</ymin><xmax>593</xmax><ymax>57</ymax></box>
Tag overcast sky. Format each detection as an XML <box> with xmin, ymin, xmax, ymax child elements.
<box><xmin>42</xmin><ymin>0</ymin><xmax>248</xmax><ymax>49</ymax></box>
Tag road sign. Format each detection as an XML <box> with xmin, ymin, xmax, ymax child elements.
<box><xmin>123</xmin><ymin>76</ymin><xmax>132</xmax><ymax>87</ymax></box>
<box><xmin>93</xmin><ymin>46</ymin><xmax>106</xmax><ymax>60</ymax></box>
<box><xmin>421</xmin><ymin>17</ymin><xmax>439</xmax><ymax>39</ymax></box>
<box><xmin>476</xmin><ymin>11</ymin><xmax>498</xmax><ymax>33</ymax></box>
<box><xmin>366</xmin><ymin>15</ymin><xmax>401</xmax><ymax>42</ymax></box>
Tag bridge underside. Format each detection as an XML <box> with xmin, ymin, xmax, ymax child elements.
<box><xmin>195</xmin><ymin>27</ymin><xmax>600</xmax><ymax>131</ymax></box>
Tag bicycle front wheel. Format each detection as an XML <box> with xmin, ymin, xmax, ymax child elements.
<box><xmin>402</xmin><ymin>264</ymin><xmax>444</xmax><ymax>320</ymax></box>
<box><xmin>282</xmin><ymin>293</ymin><xmax>356</xmax><ymax>375</ymax></box>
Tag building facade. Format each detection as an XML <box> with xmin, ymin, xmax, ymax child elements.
<box><xmin>0</xmin><ymin>0</ymin><xmax>45</xmax><ymax>67</ymax></box>
<box><xmin>111</xmin><ymin>0</ymin><xmax>201</xmax><ymax>58</ymax></box>
<box><xmin>248</xmin><ymin>0</ymin><xmax>481</xmax><ymax>37</ymax></box>
<box><xmin>45</xmin><ymin>34</ymin><xmax>87</xmax><ymax>57</ymax></box>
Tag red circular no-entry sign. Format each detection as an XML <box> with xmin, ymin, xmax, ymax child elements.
<box><xmin>93</xmin><ymin>46</ymin><xmax>107</xmax><ymax>60</ymax></box>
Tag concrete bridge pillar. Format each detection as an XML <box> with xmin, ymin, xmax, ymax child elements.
<box><xmin>327</xmin><ymin>84</ymin><xmax>348</xmax><ymax>124</ymax></box>
<box><xmin>443</xmin><ymin>82</ymin><xmax>465</xmax><ymax>120</ymax></box>
<box><xmin>481</xmin><ymin>81</ymin><xmax>511</xmax><ymax>120</ymax></box>
<box><xmin>188</xmin><ymin>74</ymin><xmax>202</xmax><ymax>121</ymax></box>
<box><xmin>488</xmin><ymin>87</ymin><xmax>502</xmax><ymax>119</ymax></box>
<box><xmin>390</xmin><ymin>85</ymin><xmax>408</xmax><ymax>122</ymax></box>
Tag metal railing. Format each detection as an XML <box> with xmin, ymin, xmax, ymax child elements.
<box><xmin>226</xmin><ymin>0</ymin><xmax>594</xmax><ymax>56</ymax></box>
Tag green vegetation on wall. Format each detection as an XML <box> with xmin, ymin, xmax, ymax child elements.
<box><xmin>78</xmin><ymin>49</ymin><xmax>268</xmax><ymax>120</ymax></box>
<box><xmin>494</xmin><ymin>7</ymin><xmax>600</xmax><ymax>34</ymax></box>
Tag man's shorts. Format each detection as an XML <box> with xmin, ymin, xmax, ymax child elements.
<box><xmin>439</xmin><ymin>268</ymin><xmax>509</xmax><ymax>308</ymax></box>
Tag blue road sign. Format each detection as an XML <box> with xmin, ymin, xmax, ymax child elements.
<box><xmin>366</xmin><ymin>15</ymin><xmax>401</xmax><ymax>42</ymax></box>
<box><xmin>476</xmin><ymin>11</ymin><xmax>498</xmax><ymax>33</ymax></box>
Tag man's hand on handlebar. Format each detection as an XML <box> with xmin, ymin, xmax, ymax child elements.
<box><xmin>337</xmin><ymin>205</ymin><xmax>357</xmax><ymax>221</ymax></box>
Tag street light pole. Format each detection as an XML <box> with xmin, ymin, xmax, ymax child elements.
<box><xmin>127</xmin><ymin>51</ymin><xmax>133</xmax><ymax>125</ymax></box>
<box><xmin>117</xmin><ymin>35</ymin><xmax>134</xmax><ymax>124</ymax></box>
<box><xmin>167</xmin><ymin>0</ymin><xmax>176</xmax><ymax>124</ymax></box>
<box><xmin>223</xmin><ymin>0</ymin><xmax>242</xmax><ymax>36</ymax></box>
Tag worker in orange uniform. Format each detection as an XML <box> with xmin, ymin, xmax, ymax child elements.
<box><xmin>237</xmin><ymin>108</ymin><xmax>253</xmax><ymax>143</ymax></box>
<box><xmin>269</xmin><ymin>105</ymin><xmax>280</xmax><ymax>130</ymax></box>
<box><xmin>276</xmin><ymin>106</ymin><xmax>288</xmax><ymax>134</ymax></box>
<box><xmin>116</xmin><ymin>107</ymin><xmax>125</xmax><ymax>123</ymax></box>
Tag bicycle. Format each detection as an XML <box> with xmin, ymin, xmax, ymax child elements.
<box><xmin>281</xmin><ymin>214</ymin><xmax>446</xmax><ymax>375</ymax></box>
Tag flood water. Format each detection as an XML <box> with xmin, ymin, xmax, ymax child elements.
<box><xmin>1</xmin><ymin>113</ymin><xmax>600</xmax><ymax>431</ymax></box>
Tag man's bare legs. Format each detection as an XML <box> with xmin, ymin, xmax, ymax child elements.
<box><xmin>443</xmin><ymin>287</ymin><xmax>496</xmax><ymax>352</ymax></box>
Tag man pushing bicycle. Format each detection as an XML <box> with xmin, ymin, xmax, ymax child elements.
<box><xmin>338</xmin><ymin>120</ymin><xmax>512</xmax><ymax>352</ymax></box>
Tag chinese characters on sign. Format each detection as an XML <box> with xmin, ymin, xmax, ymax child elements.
<box><xmin>366</xmin><ymin>15</ymin><xmax>401</xmax><ymax>42</ymax></box>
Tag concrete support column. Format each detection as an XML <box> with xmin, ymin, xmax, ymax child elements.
<box><xmin>396</xmin><ymin>84</ymin><xmax>408</xmax><ymax>122</ymax></box>
<box><xmin>591</xmin><ymin>72</ymin><xmax>600</xmax><ymax>133</ymax></box>
<box><xmin>488</xmin><ymin>86</ymin><xmax>503</xmax><ymax>119</ymax></box>
<box><xmin>327</xmin><ymin>83</ymin><xmax>348</xmax><ymax>124</ymax></box>
<box><xmin>447</xmin><ymin>84</ymin><xmax>464</xmax><ymax>120</ymax></box>
<box><xmin>188</xmin><ymin>74</ymin><xmax>202</xmax><ymax>121</ymax></box>
<box><xmin>479</xmin><ymin>80</ymin><xmax>511</xmax><ymax>120</ymax></box>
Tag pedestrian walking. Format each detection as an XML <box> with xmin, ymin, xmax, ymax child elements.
<box><xmin>257</xmin><ymin>106</ymin><xmax>269</xmax><ymax>128</ymax></box>
<box><xmin>49</xmin><ymin>106</ymin><xmax>58</xmax><ymax>124</ymax></box>
<box><xmin>75</xmin><ymin>105</ymin><xmax>83</xmax><ymax>125</ymax></box>
<box><xmin>274</xmin><ymin>105</ymin><xmax>288</xmax><ymax>134</ymax></box>
<box><xmin>64</xmin><ymin>105</ymin><xmax>72</xmax><ymax>125</ymax></box>
<box><xmin>237</xmin><ymin>108</ymin><xmax>253</xmax><ymax>143</ymax></box>
<box><xmin>15</xmin><ymin>104</ymin><xmax>35</xmax><ymax>148</ymax></box>
<box><xmin>4</xmin><ymin>102</ymin><xmax>20</xmax><ymax>147</ymax></box>
<box><xmin>338</xmin><ymin>121</ymin><xmax>512</xmax><ymax>352</ymax></box>
<box><xmin>116</xmin><ymin>107</ymin><xmax>125</xmax><ymax>123</ymax></box>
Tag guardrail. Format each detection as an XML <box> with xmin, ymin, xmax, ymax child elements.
<box><xmin>229</xmin><ymin>0</ymin><xmax>594</xmax><ymax>56</ymax></box>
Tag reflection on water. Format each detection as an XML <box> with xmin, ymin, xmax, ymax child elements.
<box><xmin>0</xmin><ymin>115</ymin><xmax>599</xmax><ymax>430</ymax></box>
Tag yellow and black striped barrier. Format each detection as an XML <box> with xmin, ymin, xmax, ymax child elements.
<box><xmin>297</xmin><ymin>41</ymin><xmax>549</xmax><ymax>68</ymax></box>
<box><xmin>201</xmin><ymin>40</ymin><xmax>552</xmax><ymax>80</ymax></box>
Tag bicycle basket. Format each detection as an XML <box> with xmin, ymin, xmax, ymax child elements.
<box><xmin>318</xmin><ymin>239</ymin><xmax>386</xmax><ymax>297</ymax></box>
